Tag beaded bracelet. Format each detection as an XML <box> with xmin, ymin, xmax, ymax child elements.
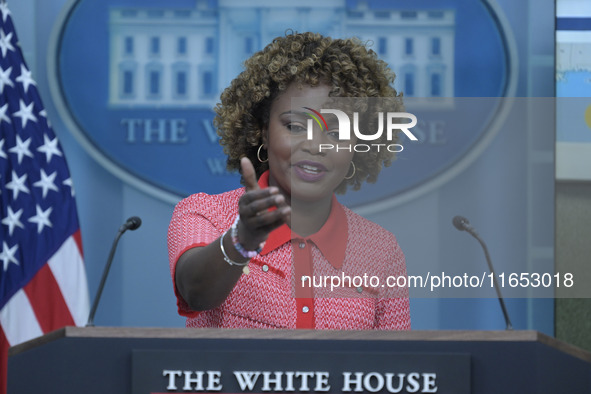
<box><xmin>219</xmin><ymin>230</ymin><xmax>250</xmax><ymax>275</ymax></box>
<box><xmin>230</xmin><ymin>215</ymin><xmax>263</xmax><ymax>258</ymax></box>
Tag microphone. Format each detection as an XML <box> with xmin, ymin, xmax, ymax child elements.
<box><xmin>120</xmin><ymin>216</ymin><xmax>142</xmax><ymax>232</ymax></box>
<box><xmin>452</xmin><ymin>215</ymin><xmax>513</xmax><ymax>330</ymax></box>
<box><xmin>453</xmin><ymin>215</ymin><xmax>477</xmax><ymax>236</ymax></box>
<box><xmin>86</xmin><ymin>216</ymin><xmax>142</xmax><ymax>327</ymax></box>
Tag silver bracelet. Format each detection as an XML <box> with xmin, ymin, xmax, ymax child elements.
<box><xmin>219</xmin><ymin>230</ymin><xmax>250</xmax><ymax>274</ymax></box>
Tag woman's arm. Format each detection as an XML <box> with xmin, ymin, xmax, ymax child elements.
<box><xmin>174</xmin><ymin>158</ymin><xmax>290</xmax><ymax>311</ymax></box>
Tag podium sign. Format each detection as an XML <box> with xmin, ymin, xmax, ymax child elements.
<box><xmin>132</xmin><ymin>349</ymin><xmax>469</xmax><ymax>393</ymax></box>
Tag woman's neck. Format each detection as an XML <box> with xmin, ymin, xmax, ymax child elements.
<box><xmin>268</xmin><ymin>177</ymin><xmax>333</xmax><ymax>238</ymax></box>
<box><xmin>289</xmin><ymin>195</ymin><xmax>332</xmax><ymax>237</ymax></box>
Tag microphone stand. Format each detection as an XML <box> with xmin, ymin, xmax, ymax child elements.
<box><xmin>469</xmin><ymin>230</ymin><xmax>513</xmax><ymax>330</ymax></box>
<box><xmin>86</xmin><ymin>229</ymin><xmax>125</xmax><ymax>327</ymax></box>
<box><xmin>453</xmin><ymin>216</ymin><xmax>513</xmax><ymax>330</ymax></box>
<box><xmin>86</xmin><ymin>217</ymin><xmax>141</xmax><ymax>327</ymax></box>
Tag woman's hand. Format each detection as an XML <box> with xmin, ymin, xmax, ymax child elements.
<box><xmin>237</xmin><ymin>157</ymin><xmax>291</xmax><ymax>250</ymax></box>
<box><xmin>175</xmin><ymin>157</ymin><xmax>291</xmax><ymax>311</ymax></box>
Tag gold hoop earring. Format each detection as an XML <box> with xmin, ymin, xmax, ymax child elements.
<box><xmin>344</xmin><ymin>162</ymin><xmax>356</xmax><ymax>180</ymax></box>
<box><xmin>257</xmin><ymin>144</ymin><xmax>268</xmax><ymax>163</ymax></box>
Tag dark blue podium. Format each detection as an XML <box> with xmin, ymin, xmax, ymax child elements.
<box><xmin>8</xmin><ymin>327</ymin><xmax>591</xmax><ymax>393</ymax></box>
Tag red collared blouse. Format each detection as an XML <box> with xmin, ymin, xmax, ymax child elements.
<box><xmin>168</xmin><ymin>172</ymin><xmax>411</xmax><ymax>330</ymax></box>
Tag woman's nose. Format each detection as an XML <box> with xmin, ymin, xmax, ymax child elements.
<box><xmin>298</xmin><ymin>123</ymin><xmax>328</xmax><ymax>155</ymax></box>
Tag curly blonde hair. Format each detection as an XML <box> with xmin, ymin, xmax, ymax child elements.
<box><xmin>214</xmin><ymin>31</ymin><xmax>404</xmax><ymax>193</ymax></box>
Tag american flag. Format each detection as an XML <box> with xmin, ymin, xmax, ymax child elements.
<box><xmin>0</xmin><ymin>3</ymin><xmax>89</xmax><ymax>392</ymax></box>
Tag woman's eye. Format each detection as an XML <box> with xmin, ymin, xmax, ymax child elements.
<box><xmin>286</xmin><ymin>123</ymin><xmax>306</xmax><ymax>133</ymax></box>
<box><xmin>327</xmin><ymin>130</ymin><xmax>345</xmax><ymax>141</ymax></box>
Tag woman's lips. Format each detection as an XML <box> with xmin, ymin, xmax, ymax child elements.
<box><xmin>293</xmin><ymin>160</ymin><xmax>328</xmax><ymax>182</ymax></box>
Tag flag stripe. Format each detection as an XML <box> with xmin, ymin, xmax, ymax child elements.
<box><xmin>48</xmin><ymin>234</ymin><xmax>90</xmax><ymax>326</ymax></box>
<box><xmin>0</xmin><ymin>328</ymin><xmax>8</xmax><ymax>392</ymax></box>
<box><xmin>72</xmin><ymin>228</ymin><xmax>84</xmax><ymax>257</ymax></box>
<box><xmin>0</xmin><ymin>290</ymin><xmax>43</xmax><ymax>346</ymax></box>
<box><xmin>24</xmin><ymin>264</ymin><xmax>75</xmax><ymax>333</ymax></box>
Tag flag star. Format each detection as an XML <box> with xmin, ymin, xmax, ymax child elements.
<box><xmin>16</xmin><ymin>64</ymin><xmax>36</xmax><ymax>94</ymax></box>
<box><xmin>63</xmin><ymin>177</ymin><xmax>75</xmax><ymax>197</ymax></box>
<box><xmin>33</xmin><ymin>169</ymin><xmax>59</xmax><ymax>198</ymax></box>
<box><xmin>28</xmin><ymin>205</ymin><xmax>53</xmax><ymax>234</ymax></box>
<box><xmin>37</xmin><ymin>134</ymin><xmax>63</xmax><ymax>163</ymax></box>
<box><xmin>0</xmin><ymin>3</ymin><xmax>11</xmax><ymax>23</ymax></box>
<box><xmin>0</xmin><ymin>138</ymin><xmax>7</xmax><ymax>160</ymax></box>
<box><xmin>39</xmin><ymin>110</ymin><xmax>52</xmax><ymax>127</ymax></box>
<box><xmin>0</xmin><ymin>103</ymin><xmax>10</xmax><ymax>125</ymax></box>
<box><xmin>0</xmin><ymin>66</ymin><xmax>13</xmax><ymax>94</ymax></box>
<box><xmin>13</xmin><ymin>99</ymin><xmax>37</xmax><ymax>129</ymax></box>
<box><xmin>2</xmin><ymin>206</ymin><xmax>25</xmax><ymax>236</ymax></box>
<box><xmin>5</xmin><ymin>170</ymin><xmax>30</xmax><ymax>200</ymax></box>
<box><xmin>0</xmin><ymin>28</ymin><xmax>14</xmax><ymax>58</ymax></box>
<box><xmin>0</xmin><ymin>242</ymin><xmax>19</xmax><ymax>272</ymax></box>
<box><xmin>8</xmin><ymin>134</ymin><xmax>33</xmax><ymax>164</ymax></box>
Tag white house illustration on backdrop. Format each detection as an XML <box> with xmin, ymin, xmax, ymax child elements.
<box><xmin>108</xmin><ymin>0</ymin><xmax>455</xmax><ymax>108</ymax></box>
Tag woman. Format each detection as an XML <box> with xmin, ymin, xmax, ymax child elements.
<box><xmin>168</xmin><ymin>32</ymin><xmax>410</xmax><ymax>330</ymax></box>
